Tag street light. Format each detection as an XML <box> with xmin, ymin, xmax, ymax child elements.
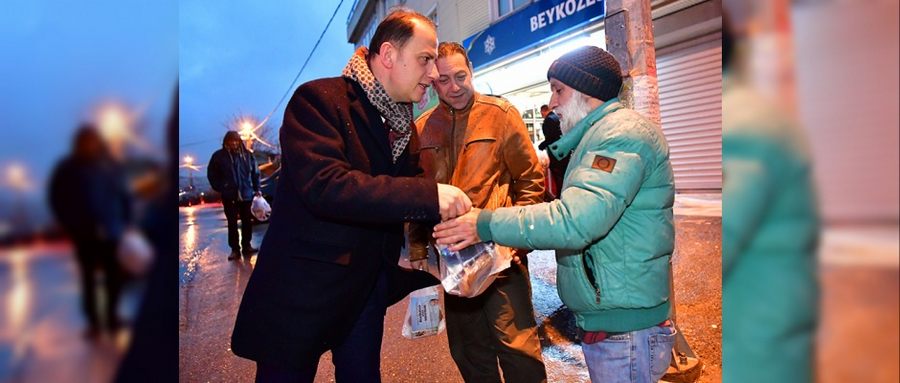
<box><xmin>236</xmin><ymin>117</ymin><xmax>274</xmax><ymax>150</ymax></box>
<box><xmin>180</xmin><ymin>155</ymin><xmax>202</xmax><ymax>190</ymax></box>
<box><xmin>96</xmin><ymin>102</ymin><xmax>138</xmax><ymax>159</ymax></box>
<box><xmin>5</xmin><ymin>163</ymin><xmax>32</xmax><ymax>192</ymax></box>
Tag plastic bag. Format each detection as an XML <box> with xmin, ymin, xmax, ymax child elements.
<box><xmin>118</xmin><ymin>229</ymin><xmax>154</xmax><ymax>276</ymax></box>
<box><xmin>251</xmin><ymin>195</ymin><xmax>271</xmax><ymax>221</ymax></box>
<box><xmin>435</xmin><ymin>242</ymin><xmax>511</xmax><ymax>298</ymax></box>
<box><xmin>401</xmin><ymin>286</ymin><xmax>445</xmax><ymax>339</ymax></box>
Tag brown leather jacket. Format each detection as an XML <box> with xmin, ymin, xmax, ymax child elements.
<box><xmin>408</xmin><ymin>93</ymin><xmax>544</xmax><ymax>261</ymax></box>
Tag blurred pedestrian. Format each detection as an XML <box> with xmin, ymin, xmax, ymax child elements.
<box><xmin>230</xmin><ymin>8</ymin><xmax>472</xmax><ymax>383</ymax></box>
<box><xmin>48</xmin><ymin>123</ymin><xmax>131</xmax><ymax>339</ymax></box>
<box><xmin>410</xmin><ymin>42</ymin><xmax>547</xmax><ymax>383</ymax></box>
<box><xmin>434</xmin><ymin>46</ymin><xmax>677</xmax><ymax>383</ymax></box>
<box><xmin>207</xmin><ymin>130</ymin><xmax>260</xmax><ymax>260</ymax></box>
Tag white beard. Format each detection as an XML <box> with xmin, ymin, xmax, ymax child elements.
<box><xmin>557</xmin><ymin>92</ymin><xmax>592</xmax><ymax>135</ymax></box>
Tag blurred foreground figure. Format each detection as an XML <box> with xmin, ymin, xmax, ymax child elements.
<box><xmin>722</xmin><ymin>18</ymin><xmax>820</xmax><ymax>383</ymax></box>
<box><xmin>114</xmin><ymin>88</ymin><xmax>179</xmax><ymax>382</ymax></box>
<box><xmin>48</xmin><ymin>124</ymin><xmax>132</xmax><ymax>339</ymax></box>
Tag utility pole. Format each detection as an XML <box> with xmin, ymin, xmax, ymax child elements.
<box><xmin>605</xmin><ymin>0</ymin><xmax>661</xmax><ymax>125</ymax></box>
<box><xmin>605</xmin><ymin>0</ymin><xmax>703</xmax><ymax>381</ymax></box>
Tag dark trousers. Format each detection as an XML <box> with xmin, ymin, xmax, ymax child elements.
<box><xmin>255</xmin><ymin>269</ymin><xmax>390</xmax><ymax>383</ymax></box>
<box><xmin>73</xmin><ymin>237</ymin><xmax>123</xmax><ymax>332</ymax></box>
<box><xmin>222</xmin><ymin>199</ymin><xmax>253</xmax><ymax>252</ymax></box>
<box><xmin>445</xmin><ymin>259</ymin><xmax>547</xmax><ymax>383</ymax></box>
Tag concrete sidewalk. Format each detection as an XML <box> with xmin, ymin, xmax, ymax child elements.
<box><xmin>674</xmin><ymin>193</ymin><xmax>721</xmax><ymax>217</ymax></box>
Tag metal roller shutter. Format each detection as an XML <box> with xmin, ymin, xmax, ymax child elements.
<box><xmin>657</xmin><ymin>32</ymin><xmax>723</xmax><ymax>191</ymax></box>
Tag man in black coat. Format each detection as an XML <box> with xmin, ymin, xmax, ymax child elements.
<box><xmin>231</xmin><ymin>9</ymin><xmax>472</xmax><ymax>382</ymax></box>
<box><xmin>207</xmin><ymin>130</ymin><xmax>261</xmax><ymax>260</ymax></box>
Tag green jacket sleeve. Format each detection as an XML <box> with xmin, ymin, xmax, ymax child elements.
<box><xmin>721</xmin><ymin>136</ymin><xmax>779</xmax><ymax>275</ymax></box>
<box><xmin>487</xmin><ymin>145</ymin><xmax>646</xmax><ymax>251</ymax></box>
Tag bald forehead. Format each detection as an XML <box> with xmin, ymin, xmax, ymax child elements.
<box><xmin>408</xmin><ymin>20</ymin><xmax>437</xmax><ymax>56</ymax></box>
<box><xmin>411</xmin><ymin>19</ymin><xmax>437</xmax><ymax>44</ymax></box>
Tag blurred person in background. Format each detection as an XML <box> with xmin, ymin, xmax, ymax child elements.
<box><xmin>207</xmin><ymin>130</ymin><xmax>261</xmax><ymax>261</ymax></box>
<box><xmin>721</xmin><ymin>15</ymin><xmax>820</xmax><ymax>383</ymax></box>
<box><xmin>48</xmin><ymin>123</ymin><xmax>132</xmax><ymax>340</ymax></box>
<box><xmin>537</xmin><ymin>104</ymin><xmax>568</xmax><ymax>201</ymax></box>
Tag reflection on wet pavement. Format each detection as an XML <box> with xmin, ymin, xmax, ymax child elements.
<box><xmin>0</xmin><ymin>245</ymin><xmax>141</xmax><ymax>383</ymax></box>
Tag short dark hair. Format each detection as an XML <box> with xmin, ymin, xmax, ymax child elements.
<box><xmin>74</xmin><ymin>122</ymin><xmax>100</xmax><ymax>148</ymax></box>
<box><xmin>437</xmin><ymin>41</ymin><xmax>471</xmax><ymax>69</ymax></box>
<box><xmin>367</xmin><ymin>8</ymin><xmax>435</xmax><ymax>61</ymax></box>
<box><xmin>540</xmin><ymin>104</ymin><xmax>550</xmax><ymax>112</ymax></box>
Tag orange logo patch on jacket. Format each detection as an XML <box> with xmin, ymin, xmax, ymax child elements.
<box><xmin>592</xmin><ymin>155</ymin><xmax>616</xmax><ymax>173</ymax></box>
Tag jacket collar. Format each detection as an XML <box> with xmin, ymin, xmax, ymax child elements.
<box><xmin>345</xmin><ymin>78</ymin><xmax>413</xmax><ymax>172</ymax></box>
<box><xmin>549</xmin><ymin>97</ymin><xmax>623</xmax><ymax>160</ymax></box>
<box><xmin>438</xmin><ymin>91</ymin><xmax>477</xmax><ymax>117</ymax></box>
<box><xmin>346</xmin><ymin>78</ymin><xmax>393</xmax><ymax>160</ymax></box>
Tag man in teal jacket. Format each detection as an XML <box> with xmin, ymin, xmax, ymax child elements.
<box><xmin>434</xmin><ymin>46</ymin><xmax>676</xmax><ymax>383</ymax></box>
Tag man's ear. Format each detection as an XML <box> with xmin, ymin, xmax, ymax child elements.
<box><xmin>378</xmin><ymin>41</ymin><xmax>395</xmax><ymax>69</ymax></box>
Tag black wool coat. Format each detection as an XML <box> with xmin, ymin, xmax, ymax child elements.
<box><xmin>231</xmin><ymin>77</ymin><xmax>441</xmax><ymax>368</ymax></box>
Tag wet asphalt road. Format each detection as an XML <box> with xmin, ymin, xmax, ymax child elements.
<box><xmin>178</xmin><ymin>200</ymin><xmax>722</xmax><ymax>383</ymax></box>
<box><xmin>0</xmin><ymin>197</ymin><xmax>894</xmax><ymax>382</ymax></box>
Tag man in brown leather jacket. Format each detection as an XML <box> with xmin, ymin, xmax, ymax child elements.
<box><xmin>410</xmin><ymin>42</ymin><xmax>547</xmax><ymax>383</ymax></box>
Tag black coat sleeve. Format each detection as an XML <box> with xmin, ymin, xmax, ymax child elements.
<box><xmin>206</xmin><ymin>152</ymin><xmax>223</xmax><ymax>192</ymax></box>
<box><xmin>280</xmin><ymin>81</ymin><xmax>440</xmax><ymax>223</ymax></box>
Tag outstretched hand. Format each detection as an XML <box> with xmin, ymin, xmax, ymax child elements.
<box><xmin>433</xmin><ymin>208</ymin><xmax>482</xmax><ymax>252</ymax></box>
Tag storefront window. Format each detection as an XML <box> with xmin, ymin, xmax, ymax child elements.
<box><xmin>496</xmin><ymin>0</ymin><xmax>530</xmax><ymax>19</ymax></box>
<box><xmin>498</xmin><ymin>0</ymin><xmax>510</xmax><ymax>17</ymax></box>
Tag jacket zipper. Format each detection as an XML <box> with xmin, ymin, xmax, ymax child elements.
<box><xmin>450</xmin><ymin>109</ymin><xmax>457</xmax><ymax>174</ymax></box>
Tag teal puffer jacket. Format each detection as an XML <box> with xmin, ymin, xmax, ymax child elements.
<box><xmin>722</xmin><ymin>78</ymin><xmax>819</xmax><ymax>383</ymax></box>
<box><xmin>477</xmin><ymin>98</ymin><xmax>675</xmax><ymax>332</ymax></box>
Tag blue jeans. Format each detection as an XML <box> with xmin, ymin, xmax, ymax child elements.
<box><xmin>582</xmin><ymin>324</ymin><xmax>676</xmax><ymax>383</ymax></box>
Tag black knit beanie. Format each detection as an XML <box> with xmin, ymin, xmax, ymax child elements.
<box><xmin>547</xmin><ymin>46</ymin><xmax>623</xmax><ymax>101</ymax></box>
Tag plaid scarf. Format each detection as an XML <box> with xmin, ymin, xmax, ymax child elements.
<box><xmin>342</xmin><ymin>47</ymin><xmax>412</xmax><ymax>163</ymax></box>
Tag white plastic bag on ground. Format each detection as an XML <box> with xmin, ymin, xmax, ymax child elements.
<box><xmin>435</xmin><ymin>242</ymin><xmax>511</xmax><ymax>298</ymax></box>
<box><xmin>118</xmin><ymin>228</ymin><xmax>154</xmax><ymax>276</ymax></box>
<box><xmin>401</xmin><ymin>285</ymin><xmax>445</xmax><ymax>339</ymax></box>
<box><xmin>251</xmin><ymin>195</ymin><xmax>271</xmax><ymax>221</ymax></box>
